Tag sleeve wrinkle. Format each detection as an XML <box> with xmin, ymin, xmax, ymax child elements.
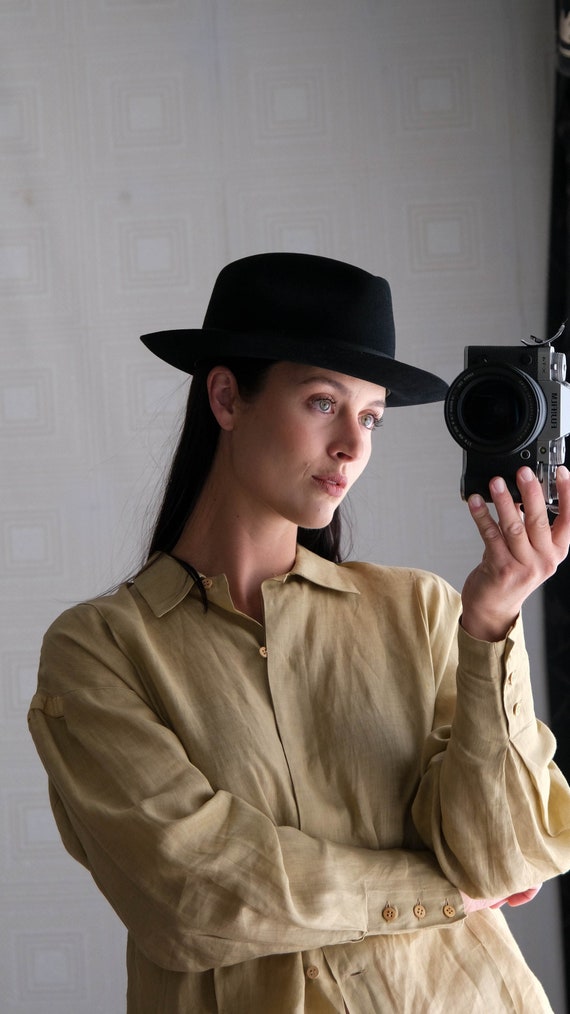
<box><xmin>412</xmin><ymin>614</ymin><xmax>570</xmax><ymax>897</ymax></box>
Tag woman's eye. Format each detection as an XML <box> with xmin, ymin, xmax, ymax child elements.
<box><xmin>314</xmin><ymin>397</ymin><xmax>334</xmax><ymax>413</ymax></box>
<box><xmin>361</xmin><ymin>413</ymin><xmax>383</xmax><ymax>431</ymax></box>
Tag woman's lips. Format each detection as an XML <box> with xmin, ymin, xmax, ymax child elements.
<box><xmin>312</xmin><ymin>474</ymin><xmax>348</xmax><ymax>497</ymax></box>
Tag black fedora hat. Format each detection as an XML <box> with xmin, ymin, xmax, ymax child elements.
<box><xmin>140</xmin><ymin>252</ymin><xmax>447</xmax><ymax>407</ymax></box>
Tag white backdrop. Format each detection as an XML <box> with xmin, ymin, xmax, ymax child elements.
<box><xmin>2</xmin><ymin>2</ymin><xmax>565</xmax><ymax>1011</ymax></box>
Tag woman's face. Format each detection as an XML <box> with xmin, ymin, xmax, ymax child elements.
<box><xmin>221</xmin><ymin>361</ymin><xmax>386</xmax><ymax>531</ymax></box>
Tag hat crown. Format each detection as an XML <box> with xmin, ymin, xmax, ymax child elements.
<box><xmin>203</xmin><ymin>253</ymin><xmax>396</xmax><ymax>358</ymax></box>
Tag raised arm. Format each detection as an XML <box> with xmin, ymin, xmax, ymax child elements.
<box><xmin>412</xmin><ymin>466</ymin><xmax>570</xmax><ymax>899</ymax></box>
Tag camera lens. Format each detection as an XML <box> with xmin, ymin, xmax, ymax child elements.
<box><xmin>461</xmin><ymin>379</ymin><xmax>527</xmax><ymax>441</ymax></box>
<box><xmin>444</xmin><ymin>363</ymin><xmax>547</xmax><ymax>454</ymax></box>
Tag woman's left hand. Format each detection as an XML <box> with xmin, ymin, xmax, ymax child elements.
<box><xmin>460</xmin><ymin>465</ymin><xmax>570</xmax><ymax>642</ymax></box>
<box><xmin>461</xmin><ymin>886</ymin><xmax>542</xmax><ymax>913</ymax></box>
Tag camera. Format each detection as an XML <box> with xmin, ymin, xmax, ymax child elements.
<box><xmin>444</xmin><ymin>338</ymin><xmax>570</xmax><ymax>507</ymax></box>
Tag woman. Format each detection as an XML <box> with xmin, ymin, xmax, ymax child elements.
<box><xmin>29</xmin><ymin>253</ymin><xmax>570</xmax><ymax>1013</ymax></box>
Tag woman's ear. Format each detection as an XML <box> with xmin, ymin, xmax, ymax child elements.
<box><xmin>207</xmin><ymin>367</ymin><xmax>241</xmax><ymax>431</ymax></box>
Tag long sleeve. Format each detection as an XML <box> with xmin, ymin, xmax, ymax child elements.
<box><xmin>412</xmin><ymin>610</ymin><xmax>570</xmax><ymax>899</ymax></box>
<box><xmin>29</xmin><ymin>598</ymin><xmax>463</xmax><ymax>975</ymax></box>
<box><xmin>28</xmin><ymin>551</ymin><xmax>567</xmax><ymax>1012</ymax></box>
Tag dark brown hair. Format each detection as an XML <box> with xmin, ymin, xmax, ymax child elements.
<box><xmin>146</xmin><ymin>359</ymin><xmax>345</xmax><ymax>563</ymax></box>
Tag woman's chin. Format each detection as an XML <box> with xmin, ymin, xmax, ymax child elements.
<box><xmin>295</xmin><ymin>508</ymin><xmax>337</xmax><ymax>531</ymax></box>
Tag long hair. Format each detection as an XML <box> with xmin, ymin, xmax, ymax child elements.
<box><xmin>146</xmin><ymin>359</ymin><xmax>345</xmax><ymax>563</ymax></box>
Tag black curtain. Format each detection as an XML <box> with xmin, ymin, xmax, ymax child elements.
<box><xmin>545</xmin><ymin>4</ymin><xmax>570</xmax><ymax>1009</ymax></box>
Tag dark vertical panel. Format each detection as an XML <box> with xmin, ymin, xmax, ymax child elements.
<box><xmin>546</xmin><ymin>4</ymin><xmax>570</xmax><ymax>1008</ymax></box>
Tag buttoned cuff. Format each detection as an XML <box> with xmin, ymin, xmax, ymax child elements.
<box><xmin>366</xmin><ymin>882</ymin><xmax>465</xmax><ymax>934</ymax></box>
<box><xmin>455</xmin><ymin>614</ymin><xmax>534</xmax><ymax>752</ymax></box>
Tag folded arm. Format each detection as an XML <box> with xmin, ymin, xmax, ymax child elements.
<box><xmin>29</xmin><ymin>605</ymin><xmax>464</xmax><ymax>974</ymax></box>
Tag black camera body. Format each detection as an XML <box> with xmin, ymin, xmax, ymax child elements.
<box><xmin>444</xmin><ymin>342</ymin><xmax>570</xmax><ymax>505</ymax></box>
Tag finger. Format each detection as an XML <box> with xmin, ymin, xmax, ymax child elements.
<box><xmin>506</xmin><ymin>886</ymin><xmax>541</xmax><ymax>907</ymax></box>
<box><xmin>512</xmin><ymin>467</ymin><xmax>553</xmax><ymax>552</ymax></box>
<box><xmin>555</xmin><ymin>463</ymin><xmax>570</xmax><ymax>509</ymax></box>
<box><xmin>514</xmin><ymin>464</ymin><xmax>570</xmax><ymax>565</ymax></box>
<box><xmin>467</xmin><ymin>493</ymin><xmax>510</xmax><ymax>556</ymax></box>
<box><xmin>485</xmin><ymin>476</ymin><xmax>534</xmax><ymax>561</ymax></box>
<box><xmin>551</xmin><ymin>465</ymin><xmax>570</xmax><ymax>554</ymax></box>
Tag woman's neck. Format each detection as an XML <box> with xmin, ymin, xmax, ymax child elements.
<box><xmin>171</xmin><ymin>476</ymin><xmax>298</xmax><ymax>623</ymax></box>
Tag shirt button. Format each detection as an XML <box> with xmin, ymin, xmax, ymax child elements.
<box><xmin>413</xmin><ymin>902</ymin><xmax>426</xmax><ymax>920</ymax></box>
<box><xmin>506</xmin><ymin>672</ymin><xmax>513</xmax><ymax>685</ymax></box>
<box><xmin>306</xmin><ymin>965</ymin><xmax>319</xmax><ymax>979</ymax></box>
<box><xmin>382</xmin><ymin>904</ymin><xmax>398</xmax><ymax>922</ymax></box>
<box><xmin>513</xmin><ymin>701</ymin><xmax>521</xmax><ymax>716</ymax></box>
<box><xmin>201</xmin><ymin>577</ymin><xmax>213</xmax><ymax>590</ymax></box>
<box><xmin>259</xmin><ymin>646</ymin><xmax>268</xmax><ymax>658</ymax></box>
<box><xmin>443</xmin><ymin>903</ymin><xmax>456</xmax><ymax>918</ymax></box>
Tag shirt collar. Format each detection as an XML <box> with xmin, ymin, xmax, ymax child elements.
<box><xmin>133</xmin><ymin>546</ymin><xmax>359</xmax><ymax>619</ymax></box>
<box><xmin>132</xmin><ymin>553</ymin><xmax>199</xmax><ymax>617</ymax></box>
<box><xmin>288</xmin><ymin>545</ymin><xmax>360</xmax><ymax>594</ymax></box>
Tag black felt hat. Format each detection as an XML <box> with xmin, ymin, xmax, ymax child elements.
<box><xmin>140</xmin><ymin>252</ymin><xmax>447</xmax><ymax>407</ymax></box>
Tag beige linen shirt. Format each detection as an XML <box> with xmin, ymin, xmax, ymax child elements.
<box><xmin>28</xmin><ymin>549</ymin><xmax>570</xmax><ymax>1013</ymax></box>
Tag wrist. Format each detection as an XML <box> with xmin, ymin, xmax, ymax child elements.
<box><xmin>459</xmin><ymin>610</ymin><xmax>517</xmax><ymax>643</ymax></box>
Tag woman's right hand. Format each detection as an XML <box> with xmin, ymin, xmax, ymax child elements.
<box><xmin>460</xmin><ymin>886</ymin><xmax>541</xmax><ymax>913</ymax></box>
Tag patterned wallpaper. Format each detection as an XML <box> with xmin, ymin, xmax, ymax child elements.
<box><xmin>2</xmin><ymin>1</ymin><xmax>563</xmax><ymax>1010</ymax></box>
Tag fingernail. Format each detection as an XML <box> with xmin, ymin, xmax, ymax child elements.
<box><xmin>519</xmin><ymin>466</ymin><xmax>534</xmax><ymax>482</ymax></box>
<box><xmin>468</xmin><ymin>494</ymin><xmax>484</xmax><ymax>509</ymax></box>
<box><xmin>557</xmin><ymin>464</ymin><xmax>569</xmax><ymax>480</ymax></box>
<box><xmin>491</xmin><ymin>477</ymin><xmax>506</xmax><ymax>494</ymax></box>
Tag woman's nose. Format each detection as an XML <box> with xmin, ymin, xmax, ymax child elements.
<box><xmin>329</xmin><ymin>417</ymin><xmax>365</xmax><ymax>460</ymax></box>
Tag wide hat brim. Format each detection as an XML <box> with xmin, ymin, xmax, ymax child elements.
<box><xmin>140</xmin><ymin>253</ymin><xmax>448</xmax><ymax>408</ymax></box>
